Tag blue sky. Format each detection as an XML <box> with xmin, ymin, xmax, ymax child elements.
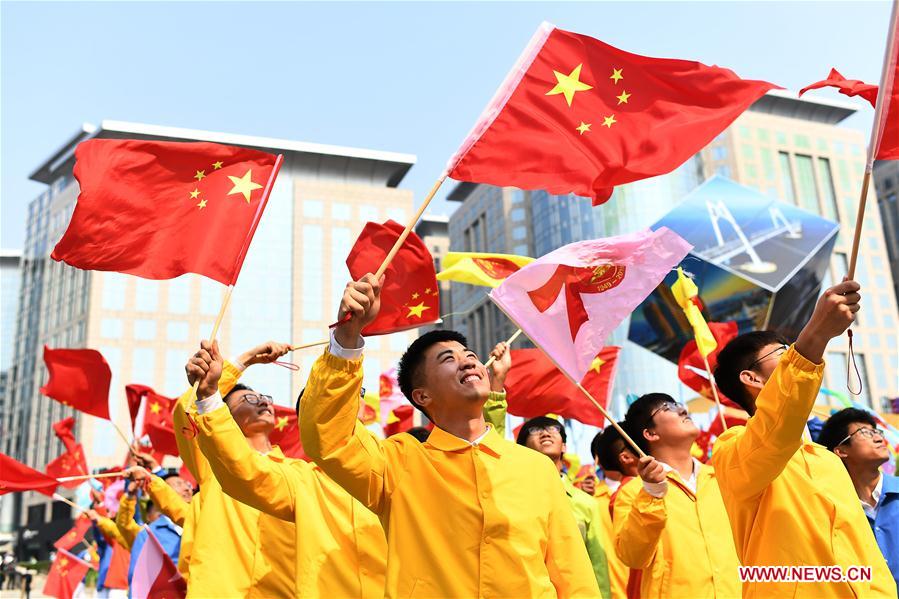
<box><xmin>1</xmin><ymin>1</ymin><xmax>891</xmax><ymax>249</ymax></box>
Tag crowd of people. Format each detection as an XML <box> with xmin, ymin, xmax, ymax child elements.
<box><xmin>70</xmin><ymin>275</ymin><xmax>897</xmax><ymax>598</ymax></box>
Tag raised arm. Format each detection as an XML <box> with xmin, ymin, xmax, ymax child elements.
<box><xmin>482</xmin><ymin>342</ymin><xmax>511</xmax><ymax>436</ymax></box>
<box><xmin>124</xmin><ymin>464</ymin><xmax>191</xmax><ymax>527</ymax></box>
<box><xmin>712</xmin><ymin>280</ymin><xmax>859</xmax><ymax>502</ymax></box>
<box><xmin>612</xmin><ymin>458</ymin><xmax>668</xmax><ymax>570</ymax></box>
<box><xmin>113</xmin><ymin>489</ymin><xmax>141</xmax><ymax>550</ymax></box>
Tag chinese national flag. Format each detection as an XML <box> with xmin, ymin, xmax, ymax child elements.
<box><xmin>40</xmin><ymin>347</ymin><xmax>111</xmax><ymax>420</ymax></box>
<box><xmin>799</xmin><ymin>68</ymin><xmax>878</xmax><ymax>108</ymax></box>
<box><xmin>0</xmin><ymin>453</ymin><xmax>59</xmax><ymax>496</ymax></box>
<box><xmin>126</xmin><ymin>385</ymin><xmax>179</xmax><ymax>457</ymax></box>
<box><xmin>52</xmin><ymin>417</ymin><xmax>81</xmax><ymax>454</ymax></box>
<box><xmin>53</xmin><ymin>514</ymin><xmax>92</xmax><ymax>551</ymax></box>
<box><xmin>504</xmin><ymin>346</ymin><xmax>620</xmax><ymax>427</ymax></box>
<box><xmin>46</xmin><ymin>446</ymin><xmax>89</xmax><ymax>489</ymax></box>
<box><xmin>44</xmin><ymin>549</ymin><xmax>92</xmax><ymax>599</ymax></box>
<box><xmin>447</xmin><ymin>22</ymin><xmax>778</xmax><ymax>204</ymax></box>
<box><xmin>51</xmin><ymin>139</ymin><xmax>281</xmax><ymax>285</ymax></box>
<box><xmin>269</xmin><ymin>405</ymin><xmax>308</xmax><ymax>461</ymax></box>
<box><xmin>677</xmin><ymin>320</ymin><xmax>739</xmax><ymax>407</ymax></box>
<box><xmin>345</xmin><ymin>220</ymin><xmax>440</xmax><ymax>335</ymax></box>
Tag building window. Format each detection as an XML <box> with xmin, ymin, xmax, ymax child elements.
<box><xmin>132</xmin><ymin>348</ymin><xmax>156</xmax><ymax>383</ymax></box>
<box><xmin>167</xmin><ymin>278</ymin><xmax>191</xmax><ymax>314</ymax></box>
<box><xmin>133</xmin><ymin>319</ymin><xmax>157</xmax><ymax>341</ymax></box>
<box><xmin>794</xmin><ymin>155</ymin><xmax>819</xmax><ymax>214</ymax></box>
<box><xmin>302</xmin><ymin>225</ymin><xmax>324</xmax><ymax>320</ymax></box>
<box><xmin>303</xmin><ymin>200</ymin><xmax>324</xmax><ymax>218</ymax></box>
<box><xmin>332</xmin><ymin>203</ymin><xmax>352</xmax><ymax>221</ymax></box>
<box><xmin>794</xmin><ymin>134</ymin><xmax>811</xmax><ymax>149</ymax></box>
<box><xmin>817</xmin><ymin>158</ymin><xmax>839</xmax><ymax>222</ymax></box>
<box><xmin>712</xmin><ymin>146</ymin><xmax>728</xmax><ymax>160</ymax></box>
<box><xmin>200</xmin><ymin>279</ymin><xmax>222</xmax><ymax>316</ymax></box>
<box><xmin>166</xmin><ymin>321</ymin><xmax>189</xmax><ymax>342</ymax></box>
<box><xmin>165</xmin><ymin>349</ymin><xmax>187</xmax><ymax>396</ymax></box>
<box><xmin>331</xmin><ymin>227</ymin><xmax>353</xmax><ymax>309</ymax></box>
<box><xmin>100</xmin><ymin>318</ymin><xmax>123</xmax><ymax>339</ymax></box>
<box><xmin>852</xmin><ymin>354</ymin><xmax>873</xmax><ymax>407</ymax></box>
<box><xmin>778</xmin><ymin>152</ymin><xmax>796</xmax><ymax>204</ymax></box>
<box><xmin>512</xmin><ymin>226</ymin><xmax>527</xmax><ymax>241</ymax></box>
<box><xmin>359</xmin><ymin>205</ymin><xmax>378</xmax><ymax>223</ymax></box>
<box><xmin>387</xmin><ymin>208</ymin><xmax>407</xmax><ymax>223</ymax></box>
<box><xmin>510</xmin><ymin>208</ymin><xmax>525</xmax><ymax>222</ymax></box>
<box><xmin>134</xmin><ymin>279</ymin><xmax>159</xmax><ymax>312</ymax></box>
<box><xmin>101</xmin><ymin>273</ymin><xmax>127</xmax><ymax>311</ymax></box>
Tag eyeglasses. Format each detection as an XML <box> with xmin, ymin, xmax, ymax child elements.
<box><xmin>838</xmin><ymin>426</ymin><xmax>885</xmax><ymax>446</ymax></box>
<box><xmin>648</xmin><ymin>401</ymin><xmax>686</xmax><ymax>421</ymax></box>
<box><xmin>526</xmin><ymin>424</ymin><xmax>563</xmax><ymax>437</ymax></box>
<box><xmin>238</xmin><ymin>393</ymin><xmax>273</xmax><ymax>406</ymax></box>
<box><xmin>748</xmin><ymin>344</ymin><xmax>788</xmax><ymax>370</ymax></box>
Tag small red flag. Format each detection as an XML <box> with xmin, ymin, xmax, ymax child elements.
<box><xmin>127</xmin><ymin>385</ymin><xmax>180</xmax><ymax>457</ymax></box>
<box><xmin>269</xmin><ymin>405</ymin><xmax>308</xmax><ymax>461</ymax></box>
<box><xmin>503</xmin><ymin>347</ymin><xmax>620</xmax><ymax>427</ymax></box>
<box><xmin>447</xmin><ymin>22</ymin><xmax>778</xmax><ymax>204</ymax></box>
<box><xmin>53</xmin><ymin>514</ymin><xmax>92</xmax><ymax>551</ymax></box>
<box><xmin>0</xmin><ymin>453</ymin><xmax>59</xmax><ymax>496</ymax></box>
<box><xmin>46</xmin><ymin>445</ymin><xmax>89</xmax><ymax>489</ymax></box>
<box><xmin>51</xmin><ymin>139</ymin><xmax>281</xmax><ymax>285</ymax></box>
<box><xmin>40</xmin><ymin>347</ymin><xmax>111</xmax><ymax>420</ymax></box>
<box><xmin>44</xmin><ymin>549</ymin><xmax>93</xmax><ymax>599</ymax></box>
<box><xmin>384</xmin><ymin>405</ymin><xmax>416</xmax><ymax>437</ymax></box>
<box><xmin>52</xmin><ymin>417</ymin><xmax>80</xmax><ymax>454</ymax></box>
<box><xmin>345</xmin><ymin>220</ymin><xmax>440</xmax><ymax>335</ymax></box>
<box><xmin>799</xmin><ymin>68</ymin><xmax>878</xmax><ymax>107</ymax></box>
<box><xmin>125</xmin><ymin>384</ymin><xmax>153</xmax><ymax>430</ymax></box>
<box><xmin>677</xmin><ymin>321</ymin><xmax>739</xmax><ymax>408</ymax></box>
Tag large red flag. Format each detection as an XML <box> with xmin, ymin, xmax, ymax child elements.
<box><xmin>345</xmin><ymin>220</ymin><xmax>440</xmax><ymax>335</ymax></box>
<box><xmin>43</xmin><ymin>549</ymin><xmax>93</xmax><ymax>599</ymax></box>
<box><xmin>447</xmin><ymin>22</ymin><xmax>778</xmax><ymax>204</ymax></box>
<box><xmin>53</xmin><ymin>514</ymin><xmax>92</xmax><ymax>551</ymax></box>
<box><xmin>51</xmin><ymin>139</ymin><xmax>282</xmax><ymax>285</ymax></box>
<box><xmin>871</xmin><ymin>3</ymin><xmax>899</xmax><ymax>160</ymax></box>
<box><xmin>799</xmin><ymin>68</ymin><xmax>878</xmax><ymax>107</ymax></box>
<box><xmin>40</xmin><ymin>347</ymin><xmax>111</xmax><ymax>420</ymax></box>
<box><xmin>269</xmin><ymin>405</ymin><xmax>308</xmax><ymax>461</ymax></box>
<box><xmin>504</xmin><ymin>347</ymin><xmax>620</xmax><ymax>427</ymax></box>
<box><xmin>131</xmin><ymin>527</ymin><xmax>187</xmax><ymax>599</ymax></box>
<box><xmin>677</xmin><ymin>321</ymin><xmax>740</xmax><ymax>408</ymax></box>
<box><xmin>0</xmin><ymin>453</ymin><xmax>59</xmax><ymax>496</ymax></box>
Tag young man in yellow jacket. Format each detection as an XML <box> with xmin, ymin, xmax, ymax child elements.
<box><xmin>712</xmin><ymin>279</ymin><xmax>896</xmax><ymax>598</ymax></box>
<box><xmin>185</xmin><ymin>341</ymin><xmax>388</xmax><ymax>598</ymax></box>
<box><xmin>299</xmin><ymin>274</ymin><xmax>601</xmax><ymax>598</ymax></box>
<box><xmin>612</xmin><ymin>393</ymin><xmax>741</xmax><ymax>598</ymax></box>
<box><xmin>173</xmin><ymin>342</ymin><xmax>297</xmax><ymax>599</ymax></box>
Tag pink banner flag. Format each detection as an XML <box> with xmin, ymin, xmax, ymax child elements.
<box><xmin>490</xmin><ymin>228</ymin><xmax>691</xmax><ymax>381</ymax></box>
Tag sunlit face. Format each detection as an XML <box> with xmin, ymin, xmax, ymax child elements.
<box><xmin>835</xmin><ymin>423</ymin><xmax>891</xmax><ymax>465</ymax></box>
<box><xmin>225</xmin><ymin>389</ymin><xmax>275</xmax><ymax>435</ymax></box>
<box><xmin>644</xmin><ymin>401</ymin><xmax>698</xmax><ymax>447</ymax></box>
<box><xmin>524</xmin><ymin>422</ymin><xmax>566</xmax><ymax>461</ymax></box>
<box><xmin>750</xmin><ymin>343</ymin><xmax>788</xmax><ymax>385</ymax></box>
<box><xmin>411</xmin><ymin>341</ymin><xmax>491</xmax><ymax>416</ymax></box>
<box><xmin>165</xmin><ymin>476</ymin><xmax>193</xmax><ymax>503</ymax></box>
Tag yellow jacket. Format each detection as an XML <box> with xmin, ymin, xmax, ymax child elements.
<box><xmin>712</xmin><ymin>345</ymin><xmax>896</xmax><ymax>598</ymax></box>
<box><xmin>174</xmin><ymin>361</ymin><xmax>297</xmax><ymax>598</ymax></box>
<box><xmin>96</xmin><ymin>515</ymin><xmax>128</xmax><ymax>548</ymax></box>
<box><xmin>300</xmin><ymin>350</ymin><xmax>601</xmax><ymax>599</ymax></box>
<box><xmin>594</xmin><ymin>484</ymin><xmax>628</xmax><ymax>599</ymax></box>
<box><xmin>145</xmin><ymin>474</ymin><xmax>198</xmax><ymax>582</ymax></box>
<box><xmin>612</xmin><ymin>463</ymin><xmax>741</xmax><ymax>599</ymax></box>
<box><xmin>195</xmin><ymin>402</ymin><xmax>387</xmax><ymax>597</ymax></box>
<box><xmin>114</xmin><ymin>494</ymin><xmax>140</xmax><ymax>550</ymax></box>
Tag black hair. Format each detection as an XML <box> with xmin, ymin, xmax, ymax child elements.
<box><xmin>397</xmin><ymin>329</ymin><xmax>470</xmax><ymax>419</ymax></box>
<box><xmin>224</xmin><ymin>383</ymin><xmax>253</xmax><ymax>402</ymax></box>
<box><xmin>623</xmin><ymin>393</ymin><xmax>674</xmax><ymax>454</ymax></box>
<box><xmin>714</xmin><ymin>331</ymin><xmax>789</xmax><ymax>412</ymax></box>
<box><xmin>592</xmin><ymin>423</ymin><xmax>635</xmax><ymax>472</ymax></box>
<box><xmin>160</xmin><ymin>471</ymin><xmax>179</xmax><ymax>481</ymax></box>
<box><xmin>404</xmin><ymin>426</ymin><xmax>431</xmax><ymax>443</ymax></box>
<box><xmin>515</xmin><ymin>416</ymin><xmax>566</xmax><ymax>446</ymax></box>
<box><xmin>818</xmin><ymin>408</ymin><xmax>879</xmax><ymax>451</ymax></box>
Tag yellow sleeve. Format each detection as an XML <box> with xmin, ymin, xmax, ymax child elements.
<box><xmin>173</xmin><ymin>359</ymin><xmax>244</xmax><ymax>485</ymax></box>
<box><xmin>545</xmin><ymin>464</ymin><xmax>604</xmax><ymax>599</ymax></box>
<box><xmin>299</xmin><ymin>350</ymin><xmax>396</xmax><ymax>515</ymax></box>
<box><xmin>177</xmin><ymin>496</ymin><xmax>202</xmax><ymax>584</ymax></box>
<box><xmin>711</xmin><ymin>345</ymin><xmax>824</xmax><ymax>503</ymax></box>
<box><xmin>147</xmin><ymin>476</ymin><xmax>190</xmax><ymax>527</ymax></box>
<box><xmin>114</xmin><ymin>494</ymin><xmax>140</xmax><ymax>550</ymax></box>
<box><xmin>96</xmin><ymin>516</ymin><xmax>127</xmax><ymax>547</ymax></box>
<box><xmin>195</xmin><ymin>404</ymin><xmax>301</xmax><ymax>522</ymax></box>
<box><xmin>612</xmin><ymin>478</ymin><xmax>666</xmax><ymax>570</ymax></box>
<box><xmin>482</xmin><ymin>391</ymin><xmax>507</xmax><ymax>437</ymax></box>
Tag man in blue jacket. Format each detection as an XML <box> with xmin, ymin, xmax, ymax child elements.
<box><xmin>820</xmin><ymin>407</ymin><xmax>899</xmax><ymax>592</ymax></box>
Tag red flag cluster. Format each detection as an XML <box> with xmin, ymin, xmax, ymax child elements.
<box><xmin>46</xmin><ymin>418</ymin><xmax>89</xmax><ymax>488</ymax></box>
<box><xmin>0</xmin><ymin>453</ymin><xmax>59</xmax><ymax>497</ymax></box>
<box><xmin>126</xmin><ymin>385</ymin><xmax>179</xmax><ymax>457</ymax></box>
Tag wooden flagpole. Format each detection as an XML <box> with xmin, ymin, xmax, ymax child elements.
<box><xmin>484</xmin><ymin>328</ymin><xmax>523</xmax><ymax>369</ymax></box>
<box><xmin>703</xmin><ymin>354</ymin><xmax>729</xmax><ymax>432</ymax></box>
<box><xmin>52</xmin><ymin>494</ymin><xmax>86</xmax><ymax>512</ymax></box>
<box><xmin>56</xmin><ymin>471</ymin><xmax>127</xmax><ymax>483</ymax></box>
<box><xmin>375</xmin><ymin>177</ymin><xmax>446</xmax><ymax>278</ymax></box>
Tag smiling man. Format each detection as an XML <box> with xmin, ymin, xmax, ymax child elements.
<box><xmin>300</xmin><ymin>274</ymin><xmax>600</xmax><ymax>598</ymax></box>
<box><xmin>612</xmin><ymin>393</ymin><xmax>741</xmax><ymax>598</ymax></box>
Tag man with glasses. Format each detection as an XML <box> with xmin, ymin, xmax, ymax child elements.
<box><xmin>611</xmin><ymin>393</ymin><xmax>740</xmax><ymax>598</ymax></box>
<box><xmin>819</xmin><ymin>408</ymin><xmax>899</xmax><ymax>591</ymax></box>
<box><xmin>185</xmin><ymin>340</ymin><xmax>388</xmax><ymax>598</ymax></box>
<box><xmin>711</xmin><ymin>279</ymin><xmax>895</xmax><ymax>598</ymax></box>
<box><xmin>514</xmin><ymin>416</ymin><xmax>611</xmax><ymax>598</ymax></box>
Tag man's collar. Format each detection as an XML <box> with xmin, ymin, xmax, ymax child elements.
<box><xmin>881</xmin><ymin>473</ymin><xmax>899</xmax><ymax>494</ymax></box>
<box><xmin>426</xmin><ymin>424</ymin><xmax>504</xmax><ymax>456</ymax></box>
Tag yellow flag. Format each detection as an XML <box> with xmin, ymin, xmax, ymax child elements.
<box><xmin>671</xmin><ymin>267</ymin><xmax>717</xmax><ymax>358</ymax></box>
<box><xmin>436</xmin><ymin>252</ymin><xmax>534</xmax><ymax>288</ymax></box>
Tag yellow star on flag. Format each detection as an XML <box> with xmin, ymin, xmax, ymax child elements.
<box><xmin>407</xmin><ymin>302</ymin><xmax>430</xmax><ymax>318</ymax></box>
<box><xmin>227</xmin><ymin>170</ymin><xmax>263</xmax><ymax>203</ymax></box>
<box><xmin>194</xmin><ymin>170</ymin><xmax>206</xmax><ymax>181</ymax></box>
<box><xmin>590</xmin><ymin>356</ymin><xmax>605</xmax><ymax>374</ymax></box>
<box><xmin>546</xmin><ymin>64</ymin><xmax>593</xmax><ymax>107</ymax></box>
<box><xmin>189</xmin><ymin>189</ymin><xmax>200</xmax><ymax>199</ymax></box>
<box><xmin>602</xmin><ymin>115</ymin><xmax>617</xmax><ymax>128</ymax></box>
<box><xmin>411</xmin><ymin>292</ymin><xmax>420</xmax><ymax>299</ymax></box>
<box><xmin>616</xmin><ymin>91</ymin><xmax>631</xmax><ymax>105</ymax></box>
<box><xmin>275</xmin><ymin>416</ymin><xmax>289</xmax><ymax>431</ymax></box>
<box><xmin>212</xmin><ymin>161</ymin><xmax>224</xmax><ymax>169</ymax></box>
<box><xmin>576</xmin><ymin>122</ymin><xmax>591</xmax><ymax>135</ymax></box>
<box><xmin>610</xmin><ymin>68</ymin><xmax>624</xmax><ymax>84</ymax></box>
<box><xmin>197</xmin><ymin>199</ymin><xmax>208</xmax><ymax>209</ymax></box>
<box><xmin>150</xmin><ymin>402</ymin><xmax>161</xmax><ymax>415</ymax></box>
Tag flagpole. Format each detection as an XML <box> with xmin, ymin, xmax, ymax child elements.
<box><xmin>110</xmin><ymin>421</ymin><xmax>140</xmax><ymax>459</ymax></box>
<box><xmin>575</xmin><ymin>382</ymin><xmax>647</xmax><ymax>459</ymax></box>
<box><xmin>56</xmin><ymin>471</ymin><xmax>126</xmax><ymax>483</ymax></box>
<box><xmin>52</xmin><ymin>493</ymin><xmax>87</xmax><ymax>513</ymax></box>
<box><xmin>375</xmin><ymin>176</ymin><xmax>446</xmax><ymax>279</ymax></box>
<box><xmin>703</xmin><ymin>354</ymin><xmax>729</xmax><ymax>431</ymax></box>
<box><xmin>484</xmin><ymin>328</ymin><xmax>523</xmax><ymax>368</ymax></box>
<box><xmin>288</xmin><ymin>340</ymin><xmax>329</xmax><ymax>352</ymax></box>
<box><xmin>848</xmin><ymin>0</ymin><xmax>898</xmax><ymax>277</ymax></box>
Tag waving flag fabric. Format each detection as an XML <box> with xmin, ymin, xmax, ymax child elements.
<box><xmin>437</xmin><ymin>252</ymin><xmax>534</xmax><ymax>287</ymax></box>
<box><xmin>40</xmin><ymin>347</ymin><xmax>111</xmax><ymax>420</ymax></box>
